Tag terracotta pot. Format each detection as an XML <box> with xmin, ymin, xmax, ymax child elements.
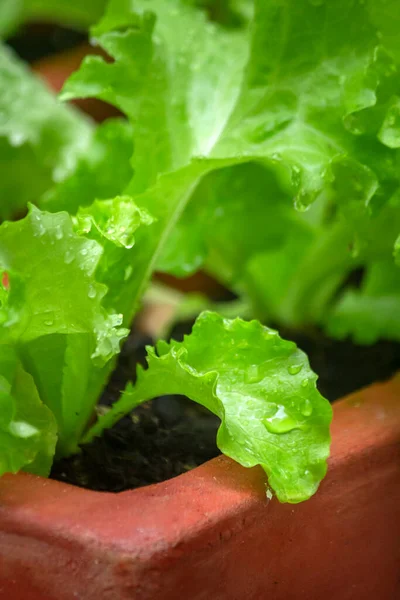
<box><xmin>0</xmin><ymin>376</ymin><xmax>399</xmax><ymax>600</ymax></box>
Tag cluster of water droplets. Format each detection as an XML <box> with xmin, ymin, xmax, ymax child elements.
<box><xmin>240</xmin><ymin>355</ymin><xmax>314</xmax><ymax>435</ymax></box>
<box><xmin>32</xmin><ymin>213</ymin><xmax>46</xmax><ymax>238</ymax></box>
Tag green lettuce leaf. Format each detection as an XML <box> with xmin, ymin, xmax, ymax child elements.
<box><xmin>0</xmin><ymin>205</ymin><xmax>128</xmax><ymax>456</ymax></box>
<box><xmin>84</xmin><ymin>312</ymin><xmax>332</xmax><ymax>503</ymax></box>
<box><xmin>73</xmin><ymin>195</ymin><xmax>154</xmax><ymax>312</ymax></box>
<box><xmin>62</xmin><ymin>0</ymin><xmax>248</xmax><ymax>191</ymax></box>
<box><xmin>326</xmin><ymin>259</ymin><xmax>400</xmax><ymax>344</ymax></box>
<box><xmin>158</xmin><ymin>162</ymin><xmax>314</xmax><ymax>288</ymax></box>
<box><xmin>0</xmin><ymin>345</ymin><xmax>57</xmax><ymax>477</ymax></box>
<box><xmin>61</xmin><ymin>0</ymin><xmax>400</xmax><ymax>332</ymax></box>
<box><xmin>0</xmin><ymin>43</ymin><xmax>93</xmax><ymax>220</ymax></box>
<box><xmin>42</xmin><ymin>118</ymin><xmax>134</xmax><ymax>215</ymax></box>
<box><xmin>0</xmin><ymin>0</ymin><xmax>24</xmax><ymax>38</ymax></box>
<box><xmin>60</xmin><ymin>0</ymin><xmax>249</xmax><ymax>321</ymax></box>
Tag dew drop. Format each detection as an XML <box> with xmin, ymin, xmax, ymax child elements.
<box><xmin>263</xmin><ymin>406</ymin><xmax>302</xmax><ymax>434</ymax></box>
<box><xmin>237</xmin><ymin>340</ymin><xmax>249</xmax><ymax>349</ymax></box>
<box><xmin>349</xmin><ymin>238</ymin><xmax>361</xmax><ymax>258</ymax></box>
<box><xmin>124</xmin><ymin>265</ymin><xmax>133</xmax><ymax>281</ymax></box>
<box><xmin>301</xmin><ymin>378</ymin><xmax>310</xmax><ymax>388</ymax></box>
<box><xmin>245</xmin><ymin>365</ymin><xmax>263</xmax><ymax>384</ymax></box>
<box><xmin>44</xmin><ymin>319</ymin><xmax>54</xmax><ymax>326</ymax></box>
<box><xmin>33</xmin><ymin>222</ymin><xmax>45</xmax><ymax>237</ymax></box>
<box><xmin>288</xmin><ymin>364</ymin><xmax>303</xmax><ymax>375</ymax></box>
<box><xmin>80</xmin><ymin>248</ymin><xmax>88</xmax><ymax>257</ymax></box>
<box><xmin>291</xmin><ymin>165</ymin><xmax>301</xmax><ymax>187</ymax></box>
<box><xmin>120</xmin><ymin>232</ymin><xmax>135</xmax><ymax>249</ymax></box>
<box><xmin>9</xmin><ymin>131</ymin><xmax>25</xmax><ymax>147</ymax></box>
<box><xmin>9</xmin><ymin>421</ymin><xmax>39</xmax><ymax>438</ymax></box>
<box><xmin>88</xmin><ymin>285</ymin><xmax>97</xmax><ymax>299</ymax></box>
<box><xmin>55</xmin><ymin>225</ymin><xmax>63</xmax><ymax>240</ymax></box>
<box><xmin>64</xmin><ymin>251</ymin><xmax>74</xmax><ymax>264</ymax></box>
<box><xmin>294</xmin><ymin>194</ymin><xmax>311</xmax><ymax>212</ymax></box>
<box><xmin>343</xmin><ymin>113</ymin><xmax>366</xmax><ymax>136</ymax></box>
<box><xmin>300</xmin><ymin>398</ymin><xmax>313</xmax><ymax>417</ymax></box>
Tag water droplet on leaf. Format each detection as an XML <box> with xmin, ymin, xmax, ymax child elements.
<box><xmin>291</xmin><ymin>165</ymin><xmax>301</xmax><ymax>187</ymax></box>
<box><xmin>288</xmin><ymin>364</ymin><xmax>303</xmax><ymax>375</ymax></box>
<box><xmin>270</xmin><ymin>152</ymin><xmax>281</xmax><ymax>161</ymax></box>
<box><xmin>9</xmin><ymin>131</ymin><xmax>25</xmax><ymax>147</ymax></box>
<box><xmin>343</xmin><ymin>113</ymin><xmax>366</xmax><ymax>136</ymax></box>
<box><xmin>245</xmin><ymin>365</ymin><xmax>262</xmax><ymax>384</ymax></box>
<box><xmin>9</xmin><ymin>421</ymin><xmax>39</xmax><ymax>438</ymax></box>
<box><xmin>33</xmin><ymin>222</ymin><xmax>45</xmax><ymax>237</ymax></box>
<box><xmin>237</xmin><ymin>340</ymin><xmax>249</xmax><ymax>349</ymax></box>
<box><xmin>124</xmin><ymin>265</ymin><xmax>133</xmax><ymax>281</ymax></box>
<box><xmin>64</xmin><ymin>251</ymin><xmax>74</xmax><ymax>264</ymax></box>
<box><xmin>300</xmin><ymin>398</ymin><xmax>313</xmax><ymax>417</ymax></box>
<box><xmin>294</xmin><ymin>184</ymin><xmax>318</xmax><ymax>211</ymax></box>
<box><xmin>263</xmin><ymin>406</ymin><xmax>303</xmax><ymax>434</ymax></box>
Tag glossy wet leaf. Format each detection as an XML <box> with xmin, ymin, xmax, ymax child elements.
<box><xmin>86</xmin><ymin>312</ymin><xmax>332</xmax><ymax>503</ymax></box>
<box><xmin>0</xmin><ymin>206</ymin><xmax>128</xmax><ymax>455</ymax></box>
<box><xmin>61</xmin><ymin>0</ymin><xmax>400</xmax><ymax>332</ymax></box>
<box><xmin>0</xmin><ymin>43</ymin><xmax>93</xmax><ymax>220</ymax></box>
<box><xmin>0</xmin><ymin>346</ymin><xmax>57</xmax><ymax>477</ymax></box>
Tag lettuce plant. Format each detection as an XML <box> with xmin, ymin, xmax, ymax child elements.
<box><xmin>2</xmin><ymin>0</ymin><xmax>399</xmax><ymax>503</ymax></box>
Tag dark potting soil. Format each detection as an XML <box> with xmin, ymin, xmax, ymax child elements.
<box><xmin>50</xmin><ymin>318</ymin><xmax>400</xmax><ymax>493</ymax></box>
<box><xmin>50</xmin><ymin>327</ymin><xmax>221</xmax><ymax>492</ymax></box>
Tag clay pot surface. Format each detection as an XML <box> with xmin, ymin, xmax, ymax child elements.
<box><xmin>0</xmin><ymin>376</ymin><xmax>399</xmax><ymax>600</ymax></box>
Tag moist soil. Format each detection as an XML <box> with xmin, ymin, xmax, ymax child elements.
<box><xmin>50</xmin><ymin>318</ymin><xmax>400</xmax><ymax>492</ymax></box>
